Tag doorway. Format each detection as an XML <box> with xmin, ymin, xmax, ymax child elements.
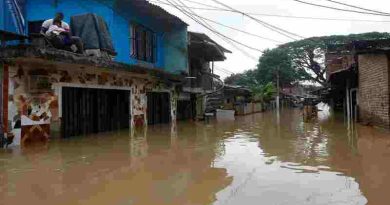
<box><xmin>147</xmin><ymin>92</ymin><xmax>171</xmax><ymax>125</ymax></box>
<box><xmin>62</xmin><ymin>87</ymin><xmax>130</xmax><ymax>138</ymax></box>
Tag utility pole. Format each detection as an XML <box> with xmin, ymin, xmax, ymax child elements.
<box><xmin>211</xmin><ymin>61</ymin><xmax>214</xmax><ymax>90</ymax></box>
<box><xmin>276</xmin><ymin>67</ymin><xmax>280</xmax><ymax>111</ymax></box>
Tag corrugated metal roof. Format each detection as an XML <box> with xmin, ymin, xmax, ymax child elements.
<box><xmin>188</xmin><ymin>31</ymin><xmax>231</xmax><ymax>62</ymax></box>
<box><xmin>189</xmin><ymin>31</ymin><xmax>231</xmax><ymax>53</ymax></box>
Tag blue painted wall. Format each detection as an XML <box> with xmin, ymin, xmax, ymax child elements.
<box><xmin>0</xmin><ymin>0</ymin><xmax>26</xmax><ymax>35</ymax></box>
<box><xmin>19</xmin><ymin>0</ymin><xmax>188</xmax><ymax>74</ymax></box>
<box><xmin>0</xmin><ymin>0</ymin><xmax>4</xmax><ymax>31</ymax></box>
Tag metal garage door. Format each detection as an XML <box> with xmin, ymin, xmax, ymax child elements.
<box><xmin>147</xmin><ymin>92</ymin><xmax>171</xmax><ymax>125</ymax></box>
<box><xmin>62</xmin><ymin>87</ymin><xmax>130</xmax><ymax>138</ymax></box>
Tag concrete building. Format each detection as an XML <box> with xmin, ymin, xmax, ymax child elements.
<box><xmin>0</xmin><ymin>0</ymin><xmax>189</xmax><ymax>146</ymax></box>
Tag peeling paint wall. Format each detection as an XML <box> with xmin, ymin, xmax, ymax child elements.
<box><xmin>5</xmin><ymin>61</ymin><xmax>178</xmax><ymax>146</ymax></box>
<box><xmin>150</xmin><ymin>82</ymin><xmax>177</xmax><ymax>123</ymax></box>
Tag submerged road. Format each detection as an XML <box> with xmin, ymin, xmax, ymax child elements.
<box><xmin>1</xmin><ymin>105</ymin><xmax>390</xmax><ymax>205</ymax></box>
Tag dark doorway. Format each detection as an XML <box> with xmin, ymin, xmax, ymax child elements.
<box><xmin>177</xmin><ymin>99</ymin><xmax>195</xmax><ymax>121</ymax></box>
<box><xmin>147</xmin><ymin>92</ymin><xmax>171</xmax><ymax>125</ymax></box>
<box><xmin>62</xmin><ymin>87</ymin><xmax>130</xmax><ymax>138</ymax></box>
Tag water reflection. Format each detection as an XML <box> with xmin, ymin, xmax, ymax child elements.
<box><xmin>0</xmin><ymin>108</ymin><xmax>390</xmax><ymax>204</ymax></box>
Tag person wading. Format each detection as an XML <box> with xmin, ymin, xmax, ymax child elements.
<box><xmin>41</xmin><ymin>12</ymin><xmax>84</xmax><ymax>54</ymax></box>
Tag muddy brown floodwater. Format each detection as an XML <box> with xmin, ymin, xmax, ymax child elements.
<box><xmin>1</xmin><ymin>106</ymin><xmax>390</xmax><ymax>205</ymax></box>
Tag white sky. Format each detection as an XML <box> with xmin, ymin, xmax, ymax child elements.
<box><xmin>150</xmin><ymin>0</ymin><xmax>390</xmax><ymax>79</ymax></box>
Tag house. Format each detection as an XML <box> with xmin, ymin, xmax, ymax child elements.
<box><xmin>178</xmin><ymin>31</ymin><xmax>231</xmax><ymax>120</ymax></box>
<box><xmin>0</xmin><ymin>0</ymin><xmax>189</xmax><ymax>146</ymax></box>
<box><xmin>221</xmin><ymin>84</ymin><xmax>259</xmax><ymax>115</ymax></box>
<box><xmin>326</xmin><ymin>39</ymin><xmax>390</xmax><ymax>128</ymax></box>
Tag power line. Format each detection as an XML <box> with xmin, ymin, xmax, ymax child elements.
<box><xmin>158</xmin><ymin>0</ymin><xmax>261</xmax><ymax>60</ymax></box>
<box><xmin>170</xmin><ymin>0</ymin><xmax>264</xmax><ymax>52</ymax></box>
<box><xmin>152</xmin><ymin>0</ymin><xmax>302</xmax><ymax>40</ymax></box>
<box><xmin>214</xmin><ymin>69</ymin><xmax>233</xmax><ymax>75</ymax></box>
<box><xmin>248</xmin><ymin>13</ymin><xmax>390</xmax><ymax>23</ymax></box>
<box><xmin>173</xmin><ymin>0</ymin><xmax>261</xmax><ymax>59</ymax></box>
<box><xmin>215</xmin><ymin>66</ymin><xmax>233</xmax><ymax>73</ymax></box>
<box><xmin>215</xmin><ymin>66</ymin><xmax>235</xmax><ymax>74</ymax></box>
<box><xmin>323</xmin><ymin>0</ymin><xmax>390</xmax><ymax>15</ymax></box>
<box><xmin>149</xmin><ymin>0</ymin><xmax>390</xmax><ymax>23</ymax></box>
<box><xmin>291</xmin><ymin>0</ymin><xmax>390</xmax><ymax>17</ymax></box>
<box><xmin>152</xmin><ymin>0</ymin><xmax>283</xmax><ymax>43</ymax></box>
<box><xmin>172</xmin><ymin>1</ymin><xmax>284</xmax><ymax>43</ymax></box>
<box><xmin>178</xmin><ymin>0</ymin><xmax>224</xmax><ymax>10</ymax></box>
<box><xmin>193</xmin><ymin>0</ymin><xmax>302</xmax><ymax>40</ymax></box>
<box><xmin>208</xmin><ymin>0</ymin><xmax>304</xmax><ymax>40</ymax></box>
<box><xmin>197</xmin><ymin>15</ymin><xmax>284</xmax><ymax>44</ymax></box>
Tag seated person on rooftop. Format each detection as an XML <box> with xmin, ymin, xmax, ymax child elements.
<box><xmin>41</xmin><ymin>12</ymin><xmax>84</xmax><ymax>54</ymax></box>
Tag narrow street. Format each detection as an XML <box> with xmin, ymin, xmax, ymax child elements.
<box><xmin>1</xmin><ymin>106</ymin><xmax>389</xmax><ymax>205</ymax></box>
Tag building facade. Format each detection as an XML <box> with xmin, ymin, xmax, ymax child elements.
<box><xmin>181</xmin><ymin>32</ymin><xmax>231</xmax><ymax>120</ymax></box>
<box><xmin>326</xmin><ymin>39</ymin><xmax>390</xmax><ymax>129</ymax></box>
<box><xmin>0</xmin><ymin>0</ymin><xmax>189</xmax><ymax>146</ymax></box>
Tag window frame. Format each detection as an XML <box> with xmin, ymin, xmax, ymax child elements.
<box><xmin>130</xmin><ymin>23</ymin><xmax>157</xmax><ymax>63</ymax></box>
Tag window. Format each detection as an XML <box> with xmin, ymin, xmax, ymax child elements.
<box><xmin>130</xmin><ymin>24</ymin><xmax>156</xmax><ymax>63</ymax></box>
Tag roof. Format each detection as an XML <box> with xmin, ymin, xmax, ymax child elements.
<box><xmin>327</xmin><ymin>38</ymin><xmax>390</xmax><ymax>54</ymax></box>
<box><xmin>325</xmin><ymin>39</ymin><xmax>390</xmax><ymax>80</ymax></box>
<box><xmin>223</xmin><ymin>84</ymin><xmax>251</xmax><ymax>95</ymax></box>
<box><xmin>351</xmin><ymin>39</ymin><xmax>390</xmax><ymax>54</ymax></box>
<box><xmin>189</xmin><ymin>32</ymin><xmax>231</xmax><ymax>62</ymax></box>
<box><xmin>114</xmin><ymin>0</ymin><xmax>187</xmax><ymax>29</ymax></box>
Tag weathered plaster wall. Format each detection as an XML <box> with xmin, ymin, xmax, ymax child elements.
<box><xmin>6</xmin><ymin>61</ymin><xmax>177</xmax><ymax>146</ymax></box>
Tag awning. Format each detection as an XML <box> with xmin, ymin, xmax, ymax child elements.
<box><xmin>189</xmin><ymin>32</ymin><xmax>231</xmax><ymax>62</ymax></box>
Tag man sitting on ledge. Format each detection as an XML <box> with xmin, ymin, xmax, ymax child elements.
<box><xmin>41</xmin><ymin>12</ymin><xmax>84</xmax><ymax>54</ymax></box>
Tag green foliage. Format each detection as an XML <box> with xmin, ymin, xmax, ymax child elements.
<box><xmin>225</xmin><ymin>48</ymin><xmax>304</xmax><ymax>88</ymax></box>
<box><xmin>255</xmin><ymin>48</ymin><xmax>304</xmax><ymax>86</ymax></box>
<box><xmin>227</xmin><ymin>32</ymin><xmax>390</xmax><ymax>87</ymax></box>
<box><xmin>281</xmin><ymin>32</ymin><xmax>390</xmax><ymax>85</ymax></box>
<box><xmin>224</xmin><ymin>70</ymin><xmax>258</xmax><ymax>86</ymax></box>
<box><xmin>250</xmin><ymin>82</ymin><xmax>276</xmax><ymax>103</ymax></box>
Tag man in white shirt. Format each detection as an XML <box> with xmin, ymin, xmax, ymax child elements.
<box><xmin>41</xmin><ymin>12</ymin><xmax>84</xmax><ymax>54</ymax></box>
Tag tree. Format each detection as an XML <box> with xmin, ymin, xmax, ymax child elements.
<box><xmin>224</xmin><ymin>73</ymin><xmax>244</xmax><ymax>85</ymax></box>
<box><xmin>251</xmin><ymin>82</ymin><xmax>276</xmax><ymax>103</ymax></box>
<box><xmin>281</xmin><ymin>32</ymin><xmax>390</xmax><ymax>86</ymax></box>
<box><xmin>255</xmin><ymin>48</ymin><xmax>305</xmax><ymax>87</ymax></box>
<box><xmin>225</xmin><ymin>32</ymin><xmax>390</xmax><ymax>87</ymax></box>
<box><xmin>224</xmin><ymin>70</ymin><xmax>258</xmax><ymax>86</ymax></box>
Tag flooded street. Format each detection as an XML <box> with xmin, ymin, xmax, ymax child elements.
<box><xmin>1</xmin><ymin>107</ymin><xmax>390</xmax><ymax>205</ymax></box>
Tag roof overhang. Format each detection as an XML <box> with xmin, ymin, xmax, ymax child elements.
<box><xmin>189</xmin><ymin>32</ymin><xmax>231</xmax><ymax>61</ymax></box>
<box><xmin>223</xmin><ymin>84</ymin><xmax>251</xmax><ymax>96</ymax></box>
<box><xmin>0</xmin><ymin>45</ymin><xmax>185</xmax><ymax>83</ymax></box>
<box><xmin>0</xmin><ymin>30</ymin><xmax>28</xmax><ymax>42</ymax></box>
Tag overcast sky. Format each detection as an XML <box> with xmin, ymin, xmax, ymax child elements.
<box><xmin>150</xmin><ymin>0</ymin><xmax>390</xmax><ymax>78</ymax></box>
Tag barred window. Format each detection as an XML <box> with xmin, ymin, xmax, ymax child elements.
<box><xmin>130</xmin><ymin>24</ymin><xmax>156</xmax><ymax>63</ymax></box>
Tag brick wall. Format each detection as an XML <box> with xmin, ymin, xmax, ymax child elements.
<box><xmin>358</xmin><ymin>54</ymin><xmax>390</xmax><ymax>128</ymax></box>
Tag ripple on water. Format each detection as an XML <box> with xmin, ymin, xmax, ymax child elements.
<box><xmin>1</xmin><ymin>109</ymin><xmax>388</xmax><ymax>205</ymax></box>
